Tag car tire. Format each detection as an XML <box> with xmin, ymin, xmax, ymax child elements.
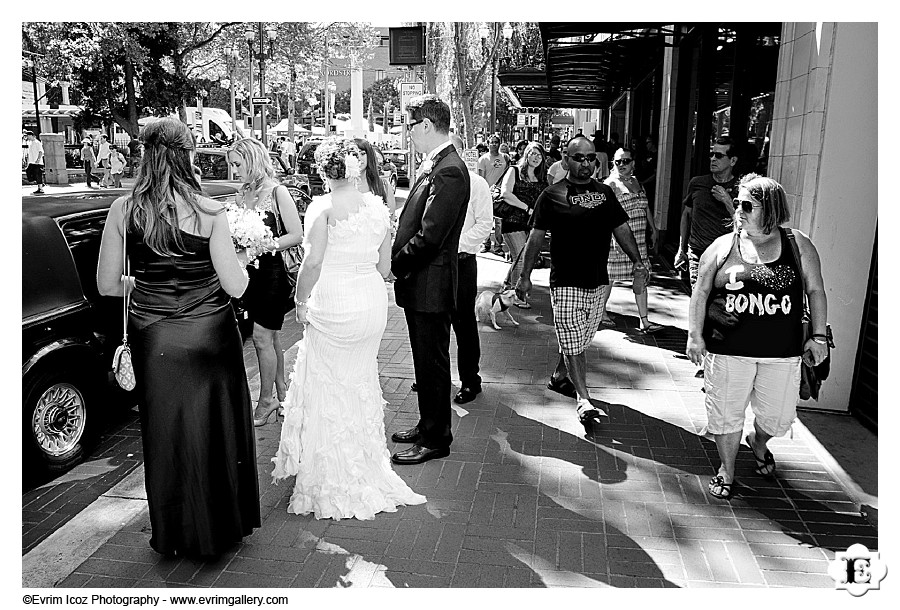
<box><xmin>23</xmin><ymin>366</ymin><xmax>101</xmax><ymax>474</ymax></box>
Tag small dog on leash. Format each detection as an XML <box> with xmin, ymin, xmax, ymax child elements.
<box><xmin>475</xmin><ymin>288</ymin><xmax>520</xmax><ymax>330</ymax></box>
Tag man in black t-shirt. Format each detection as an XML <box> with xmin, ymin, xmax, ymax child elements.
<box><xmin>675</xmin><ymin>136</ymin><xmax>740</xmax><ymax>289</ymax></box>
<box><xmin>516</xmin><ymin>137</ymin><xmax>649</xmax><ymax>426</ymax></box>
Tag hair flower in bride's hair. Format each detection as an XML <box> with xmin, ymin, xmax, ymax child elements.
<box><xmin>344</xmin><ymin>154</ymin><xmax>361</xmax><ymax>180</ymax></box>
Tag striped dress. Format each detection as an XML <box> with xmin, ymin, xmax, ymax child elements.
<box><xmin>605</xmin><ymin>176</ymin><xmax>651</xmax><ymax>282</ymax></box>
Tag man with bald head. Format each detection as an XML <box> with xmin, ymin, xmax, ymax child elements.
<box><xmin>516</xmin><ymin>137</ymin><xmax>649</xmax><ymax>426</ymax></box>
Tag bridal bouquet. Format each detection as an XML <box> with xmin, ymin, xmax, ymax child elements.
<box><xmin>225</xmin><ymin>202</ymin><xmax>277</xmax><ymax>267</ymax></box>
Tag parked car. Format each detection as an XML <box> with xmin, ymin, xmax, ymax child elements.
<box><xmin>193</xmin><ymin>147</ymin><xmax>312</xmax><ymax>218</ymax></box>
<box><xmin>296</xmin><ymin>139</ymin><xmax>324</xmax><ymax>196</ymax></box>
<box><xmin>22</xmin><ymin>184</ymin><xmax>247</xmax><ymax>475</ymax></box>
<box><xmin>372</xmin><ymin>146</ymin><xmax>398</xmax><ymax>190</ymax></box>
<box><xmin>382</xmin><ymin>149</ymin><xmax>410</xmax><ymax>186</ymax></box>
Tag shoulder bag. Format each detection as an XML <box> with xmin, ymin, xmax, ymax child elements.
<box><xmin>785</xmin><ymin>228</ymin><xmax>834</xmax><ymax>400</ymax></box>
<box><xmin>112</xmin><ymin>215</ymin><xmax>136</xmax><ymax>391</ymax></box>
<box><xmin>272</xmin><ymin>186</ymin><xmax>303</xmax><ymax>296</ymax></box>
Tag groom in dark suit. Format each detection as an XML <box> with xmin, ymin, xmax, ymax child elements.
<box><xmin>390</xmin><ymin>94</ymin><xmax>470</xmax><ymax>465</ymax></box>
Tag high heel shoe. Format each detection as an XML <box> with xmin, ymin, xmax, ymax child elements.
<box><xmin>253</xmin><ymin>400</ymin><xmax>280</xmax><ymax>427</ymax></box>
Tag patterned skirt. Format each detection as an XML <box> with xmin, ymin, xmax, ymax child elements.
<box><xmin>607</xmin><ymin>190</ymin><xmax>651</xmax><ymax>282</ymax></box>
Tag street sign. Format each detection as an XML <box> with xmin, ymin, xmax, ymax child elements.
<box><xmin>517</xmin><ymin>113</ymin><xmax>538</xmax><ymax>127</ymax></box>
<box><xmin>399</xmin><ymin>82</ymin><xmax>425</xmax><ymax>115</ymax></box>
<box><xmin>393</xmin><ymin>111</ymin><xmax>402</xmax><ymax>123</ymax></box>
<box><xmin>251</xmin><ymin>97</ymin><xmax>273</xmax><ymax>105</ymax></box>
<box><xmin>463</xmin><ymin>148</ymin><xmax>479</xmax><ymax>172</ymax></box>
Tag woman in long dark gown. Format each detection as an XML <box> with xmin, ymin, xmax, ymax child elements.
<box><xmin>97</xmin><ymin>118</ymin><xmax>260</xmax><ymax>557</ymax></box>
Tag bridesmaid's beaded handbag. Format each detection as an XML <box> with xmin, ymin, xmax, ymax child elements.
<box><xmin>112</xmin><ymin>215</ymin><xmax>136</xmax><ymax>391</ymax></box>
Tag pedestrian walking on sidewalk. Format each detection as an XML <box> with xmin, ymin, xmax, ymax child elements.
<box><xmin>498</xmin><ymin>142</ymin><xmax>549</xmax><ymax>308</ymax></box>
<box><xmin>686</xmin><ymin>175</ymin><xmax>829</xmax><ymax>500</ymax></box>
<box><xmin>96</xmin><ymin>117</ymin><xmax>260</xmax><ymax>557</ymax></box>
<box><xmin>674</xmin><ymin>135</ymin><xmax>740</xmax><ymax>289</ymax></box>
<box><xmin>80</xmin><ymin>138</ymin><xmax>97</xmax><ymax>188</ymax></box>
<box><xmin>97</xmin><ymin>134</ymin><xmax>112</xmax><ymax>188</ymax></box>
<box><xmin>516</xmin><ymin>136</ymin><xmax>649</xmax><ymax>426</ymax></box>
<box><xmin>599</xmin><ymin>147</ymin><xmax>663</xmax><ymax>333</ymax></box>
<box><xmin>108</xmin><ymin>144</ymin><xmax>126</xmax><ymax>188</ymax></box>
<box><xmin>449</xmin><ymin>133</ymin><xmax>494</xmax><ymax>404</ymax></box>
<box><xmin>391</xmin><ymin>94</ymin><xmax>470</xmax><ymax>465</ymax></box>
<box><xmin>25</xmin><ymin>131</ymin><xmax>45</xmax><ymax>194</ymax></box>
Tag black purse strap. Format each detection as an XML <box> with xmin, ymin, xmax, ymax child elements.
<box><xmin>784</xmin><ymin>228</ymin><xmax>809</xmax><ymax>316</ymax></box>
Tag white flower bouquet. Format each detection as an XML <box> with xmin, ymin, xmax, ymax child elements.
<box><xmin>225</xmin><ymin>202</ymin><xmax>277</xmax><ymax>267</ymax></box>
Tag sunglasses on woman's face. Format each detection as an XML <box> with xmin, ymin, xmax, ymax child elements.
<box><xmin>733</xmin><ymin>199</ymin><xmax>763</xmax><ymax>214</ymax></box>
<box><xmin>569</xmin><ymin>153</ymin><xmax>597</xmax><ymax>163</ymax></box>
<box><xmin>614</xmin><ymin>158</ymin><xmax>633</xmax><ymax>166</ymax></box>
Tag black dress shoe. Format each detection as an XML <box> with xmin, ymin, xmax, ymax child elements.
<box><xmin>391</xmin><ymin>444</ymin><xmax>450</xmax><ymax>465</ymax></box>
<box><xmin>454</xmin><ymin>386</ymin><xmax>482</xmax><ymax>404</ymax></box>
<box><xmin>391</xmin><ymin>427</ymin><xmax>422</xmax><ymax>444</ymax></box>
<box><xmin>410</xmin><ymin>382</ymin><xmax>418</xmax><ymax>392</ymax></box>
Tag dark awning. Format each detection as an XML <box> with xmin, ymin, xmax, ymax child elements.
<box><xmin>499</xmin><ymin>24</ymin><xmax>677</xmax><ymax>109</ymax></box>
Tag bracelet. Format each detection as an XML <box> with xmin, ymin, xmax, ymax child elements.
<box><xmin>811</xmin><ymin>333</ymin><xmax>828</xmax><ymax>339</ymax></box>
<box><xmin>811</xmin><ymin>337</ymin><xmax>827</xmax><ymax>345</ymax></box>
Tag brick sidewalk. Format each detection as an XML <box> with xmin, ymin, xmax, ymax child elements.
<box><xmin>24</xmin><ymin>253</ymin><xmax>877</xmax><ymax>588</ymax></box>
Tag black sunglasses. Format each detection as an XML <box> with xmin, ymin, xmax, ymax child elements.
<box><xmin>733</xmin><ymin>199</ymin><xmax>763</xmax><ymax>213</ymax></box>
<box><xmin>710</xmin><ymin>151</ymin><xmax>730</xmax><ymax>159</ymax></box>
<box><xmin>569</xmin><ymin>153</ymin><xmax>597</xmax><ymax>163</ymax></box>
<box><xmin>406</xmin><ymin>119</ymin><xmax>424</xmax><ymax>130</ymax></box>
<box><xmin>614</xmin><ymin>158</ymin><xmax>633</xmax><ymax>166</ymax></box>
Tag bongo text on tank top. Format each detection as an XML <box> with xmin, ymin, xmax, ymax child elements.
<box><xmin>704</xmin><ymin>228</ymin><xmax>804</xmax><ymax>358</ymax></box>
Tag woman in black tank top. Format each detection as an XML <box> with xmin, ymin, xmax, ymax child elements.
<box><xmin>685</xmin><ymin>175</ymin><xmax>829</xmax><ymax>500</ymax></box>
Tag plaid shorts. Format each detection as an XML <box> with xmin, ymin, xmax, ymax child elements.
<box><xmin>550</xmin><ymin>286</ymin><xmax>604</xmax><ymax>355</ymax></box>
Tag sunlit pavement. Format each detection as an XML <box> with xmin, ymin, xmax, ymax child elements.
<box><xmin>23</xmin><ymin>199</ymin><xmax>878</xmax><ymax>588</ymax></box>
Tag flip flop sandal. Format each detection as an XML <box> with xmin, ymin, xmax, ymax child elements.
<box><xmin>746</xmin><ymin>434</ymin><xmax>776</xmax><ymax>477</ymax></box>
<box><xmin>600</xmin><ymin>318</ymin><xmax>616</xmax><ymax>328</ymax></box>
<box><xmin>577</xmin><ymin>402</ymin><xmax>605</xmax><ymax>425</ymax></box>
<box><xmin>708</xmin><ymin>475</ymin><xmax>735</xmax><ymax>500</ymax></box>
<box><xmin>638</xmin><ymin>322</ymin><xmax>664</xmax><ymax>334</ymax></box>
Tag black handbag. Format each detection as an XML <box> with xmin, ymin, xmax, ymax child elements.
<box><xmin>785</xmin><ymin>229</ymin><xmax>834</xmax><ymax>400</ymax></box>
<box><xmin>491</xmin><ymin>166</ymin><xmax>530</xmax><ymax>225</ymax></box>
<box><xmin>272</xmin><ymin>187</ymin><xmax>303</xmax><ymax>297</ymax></box>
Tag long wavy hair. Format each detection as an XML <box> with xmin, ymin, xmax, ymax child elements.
<box><xmin>352</xmin><ymin>138</ymin><xmax>387</xmax><ymax>200</ymax></box>
<box><xmin>228</xmin><ymin>137</ymin><xmax>278</xmax><ymax>196</ymax></box>
<box><xmin>125</xmin><ymin>117</ymin><xmax>210</xmax><ymax>256</ymax></box>
<box><xmin>516</xmin><ymin>142</ymin><xmax>548</xmax><ymax>182</ymax></box>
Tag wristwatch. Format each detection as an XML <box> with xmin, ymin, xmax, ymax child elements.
<box><xmin>811</xmin><ymin>336</ymin><xmax>827</xmax><ymax>345</ymax></box>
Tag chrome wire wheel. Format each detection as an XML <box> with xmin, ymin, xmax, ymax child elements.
<box><xmin>31</xmin><ymin>382</ymin><xmax>86</xmax><ymax>457</ymax></box>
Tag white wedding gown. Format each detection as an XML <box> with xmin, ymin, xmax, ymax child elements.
<box><xmin>272</xmin><ymin>192</ymin><xmax>426</xmax><ymax>520</ymax></box>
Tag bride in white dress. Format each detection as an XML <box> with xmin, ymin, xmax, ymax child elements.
<box><xmin>272</xmin><ymin>138</ymin><xmax>426</xmax><ymax>520</ymax></box>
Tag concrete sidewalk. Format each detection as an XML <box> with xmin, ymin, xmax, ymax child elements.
<box><xmin>22</xmin><ymin>252</ymin><xmax>878</xmax><ymax>589</ymax></box>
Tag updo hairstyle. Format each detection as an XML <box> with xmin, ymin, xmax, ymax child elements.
<box><xmin>313</xmin><ymin>137</ymin><xmax>361</xmax><ymax>181</ymax></box>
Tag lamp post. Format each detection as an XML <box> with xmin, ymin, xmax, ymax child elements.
<box><xmin>24</xmin><ymin>52</ymin><xmax>42</xmax><ymax>137</ymax></box>
<box><xmin>226</xmin><ymin>46</ymin><xmax>240</xmax><ymax>142</ymax></box>
<box><xmin>244</xmin><ymin>29</ymin><xmax>255</xmax><ymax>139</ymax></box>
<box><xmin>257</xmin><ymin>23</ymin><xmax>277</xmax><ymax>148</ymax></box>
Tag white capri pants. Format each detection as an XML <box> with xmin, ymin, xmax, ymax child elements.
<box><xmin>703</xmin><ymin>353</ymin><xmax>801</xmax><ymax>437</ymax></box>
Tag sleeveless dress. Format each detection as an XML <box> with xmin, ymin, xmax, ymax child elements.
<box><xmin>271</xmin><ymin>193</ymin><xmax>426</xmax><ymax>520</ymax></box>
<box><xmin>243</xmin><ymin>188</ymin><xmax>291</xmax><ymax>330</ymax></box>
<box><xmin>605</xmin><ymin>178</ymin><xmax>651</xmax><ymax>282</ymax></box>
<box><xmin>128</xmin><ymin>227</ymin><xmax>260</xmax><ymax>556</ymax></box>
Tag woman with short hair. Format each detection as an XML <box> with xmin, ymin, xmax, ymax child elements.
<box><xmin>686</xmin><ymin>174</ymin><xmax>829</xmax><ymax>500</ymax></box>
